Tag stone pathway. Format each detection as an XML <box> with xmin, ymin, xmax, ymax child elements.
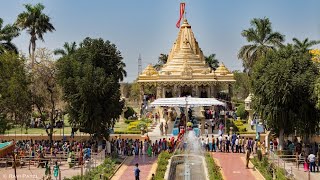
<box><xmin>212</xmin><ymin>152</ymin><xmax>263</xmax><ymax>180</ymax></box>
<box><xmin>112</xmin><ymin>155</ymin><xmax>157</xmax><ymax>180</ymax></box>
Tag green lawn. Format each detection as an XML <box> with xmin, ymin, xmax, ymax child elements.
<box><xmin>4</xmin><ymin>126</ymin><xmax>73</xmax><ymax>135</ymax></box>
<box><xmin>4</xmin><ymin>121</ymin><xmax>129</xmax><ymax>135</ymax></box>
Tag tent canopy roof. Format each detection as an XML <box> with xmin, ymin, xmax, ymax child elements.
<box><xmin>150</xmin><ymin>97</ymin><xmax>225</xmax><ymax>107</ymax></box>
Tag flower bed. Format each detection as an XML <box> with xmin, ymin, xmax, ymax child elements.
<box><xmin>154</xmin><ymin>151</ymin><xmax>172</xmax><ymax>180</ymax></box>
<box><xmin>205</xmin><ymin>153</ymin><xmax>224</xmax><ymax>180</ymax></box>
<box><xmin>65</xmin><ymin>157</ymin><xmax>124</xmax><ymax>180</ymax></box>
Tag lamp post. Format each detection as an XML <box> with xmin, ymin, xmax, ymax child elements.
<box><xmin>62</xmin><ymin>111</ymin><xmax>65</xmax><ymax>142</ymax></box>
<box><xmin>185</xmin><ymin>96</ymin><xmax>189</xmax><ymax>133</ymax></box>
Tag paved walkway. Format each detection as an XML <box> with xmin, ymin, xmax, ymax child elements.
<box><xmin>212</xmin><ymin>152</ymin><xmax>264</xmax><ymax>180</ymax></box>
<box><xmin>112</xmin><ymin>155</ymin><xmax>157</xmax><ymax>180</ymax></box>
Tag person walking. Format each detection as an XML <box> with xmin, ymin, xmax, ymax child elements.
<box><xmin>211</xmin><ymin>120</ymin><xmax>215</xmax><ymax>133</ymax></box>
<box><xmin>164</xmin><ymin>122</ymin><xmax>168</xmax><ymax>136</ymax></box>
<box><xmin>134</xmin><ymin>163</ymin><xmax>140</xmax><ymax>180</ymax></box>
<box><xmin>53</xmin><ymin>161</ymin><xmax>59</xmax><ymax>180</ymax></box>
<box><xmin>160</xmin><ymin>122</ymin><xmax>163</xmax><ymax>136</ymax></box>
<box><xmin>204</xmin><ymin>122</ymin><xmax>209</xmax><ymax>135</ymax></box>
<box><xmin>245</xmin><ymin>147</ymin><xmax>251</xmax><ymax>169</ymax></box>
<box><xmin>308</xmin><ymin>153</ymin><xmax>316</xmax><ymax>172</ymax></box>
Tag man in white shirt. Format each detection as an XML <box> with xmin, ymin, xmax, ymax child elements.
<box><xmin>205</xmin><ymin>135</ymin><xmax>210</xmax><ymax>151</ymax></box>
<box><xmin>235</xmin><ymin>138</ymin><xmax>239</xmax><ymax>153</ymax></box>
<box><xmin>308</xmin><ymin>153</ymin><xmax>316</xmax><ymax>172</ymax></box>
<box><xmin>218</xmin><ymin>135</ymin><xmax>223</xmax><ymax>151</ymax></box>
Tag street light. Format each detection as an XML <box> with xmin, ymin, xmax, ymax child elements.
<box><xmin>62</xmin><ymin>111</ymin><xmax>65</xmax><ymax>142</ymax></box>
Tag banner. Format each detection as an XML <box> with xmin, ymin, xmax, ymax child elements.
<box><xmin>176</xmin><ymin>3</ymin><xmax>186</xmax><ymax>28</ymax></box>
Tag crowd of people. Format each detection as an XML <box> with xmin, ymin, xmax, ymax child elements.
<box><xmin>200</xmin><ymin>133</ymin><xmax>262</xmax><ymax>154</ymax></box>
<box><xmin>107</xmin><ymin>135</ymin><xmax>180</xmax><ymax>157</ymax></box>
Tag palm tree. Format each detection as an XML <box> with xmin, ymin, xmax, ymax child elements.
<box><xmin>292</xmin><ymin>38</ymin><xmax>320</xmax><ymax>53</ymax></box>
<box><xmin>205</xmin><ymin>54</ymin><xmax>219</xmax><ymax>71</ymax></box>
<box><xmin>0</xmin><ymin>18</ymin><xmax>19</xmax><ymax>54</ymax></box>
<box><xmin>238</xmin><ymin>17</ymin><xmax>285</xmax><ymax>74</ymax></box>
<box><xmin>15</xmin><ymin>3</ymin><xmax>55</xmax><ymax>69</ymax></box>
<box><xmin>153</xmin><ymin>53</ymin><xmax>168</xmax><ymax>71</ymax></box>
<box><xmin>54</xmin><ymin>42</ymin><xmax>77</xmax><ymax>56</ymax></box>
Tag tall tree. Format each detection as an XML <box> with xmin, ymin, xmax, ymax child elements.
<box><xmin>0</xmin><ymin>52</ymin><xmax>32</xmax><ymax>132</ymax></box>
<box><xmin>153</xmin><ymin>53</ymin><xmax>168</xmax><ymax>71</ymax></box>
<box><xmin>232</xmin><ymin>71</ymin><xmax>250</xmax><ymax>100</ymax></box>
<box><xmin>252</xmin><ymin>44</ymin><xmax>319</xmax><ymax>149</ymax></box>
<box><xmin>238</xmin><ymin>17</ymin><xmax>284</xmax><ymax>74</ymax></box>
<box><xmin>57</xmin><ymin>37</ymin><xmax>127</xmax><ymax>138</ymax></box>
<box><xmin>32</xmin><ymin>48</ymin><xmax>62</xmax><ymax>146</ymax></box>
<box><xmin>0</xmin><ymin>18</ymin><xmax>19</xmax><ymax>54</ymax></box>
<box><xmin>54</xmin><ymin>42</ymin><xmax>77</xmax><ymax>56</ymax></box>
<box><xmin>15</xmin><ymin>3</ymin><xmax>55</xmax><ymax>69</ymax></box>
<box><xmin>292</xmin><ymin>38</ymin><xmax>320</xmax><ymax>53</ymax></box>
<box><xmin>205</xmin><ymin>54</ymin><xmax>219</xmax><ymax>71</ymax></box>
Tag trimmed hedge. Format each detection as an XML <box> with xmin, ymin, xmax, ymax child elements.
<box><xmin>154</xmin><ymin>151</ymin><xmax>172</xmax><ymax>180</ymax></box>
<box><xmin>205</xmin><ymin>153</ymin><xmax>224</xmax><ymax>180</ymax></box>
<box><xmin>114</xmin><ymin>130</ymin><xmax>140</xmax><ymax>134</ymax></box>
<box><xmin>64</xmin><ymin>157</ymin><xmax>122</xmax><ymax>180</ymax></box>
<box><xmin>251</xmin><ymin>156</ymin><xmax>288</xmax><ymax>180</ymax></box>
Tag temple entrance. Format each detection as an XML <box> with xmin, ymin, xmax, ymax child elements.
<box><xmin>180</xmin><ymin>86</ymin><xmax>192</xmax><ymax>97</ymax></box>
<box><xmin>199</xmin><ymin>85</ymin><xmax>208</xmax><ymax>98</ymax></box>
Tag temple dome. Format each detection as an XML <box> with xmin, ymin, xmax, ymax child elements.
<box><xmin>214</xmin><ymin>63</ymin><xmax>231</xmax><ymax>75</ymax></box>
<box><xmin>159</xmin><ymin>18</ymin><xmax>209</xmax><ymax>75</ymax></box>
<box><xmin>141</xmin><ymin>64</ymin><xmax>158</xmax><ymax>76</ymax></box>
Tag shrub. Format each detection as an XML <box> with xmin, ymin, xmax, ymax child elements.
<box><xmin>205</xmin><ymin>153</ymin><xmax>223</xmax><ymax>180</ymax></box>
<box><xmin>124</xmin><ymin>106</ymin><xmax>136</xmax><ymax>119</ymax></box>
<box><xmin>141</xmin><ymin>118</ymin><xmax>153</xmax><ymax>123</ymax></box>
<box><xmin>233</xmin><ymin>120</ymin><xmax>244</xmax><ymax>126</ymax></box>
<box><xmin>114</xmin><ymin>130</ymin><xmax>140</xmax><ymax>134</ymax></box>
<box><xmin>64</xmin><ymin>157</ymin><xmax>121</xmax><ymax>180</ymax></box>
<box><xmin>237</xmin><ymin>125</ymin><xmax>247</xmax><ymax>132</ymax></box>
<box><xmin>137</xmin><ymin>121</ymin><xmax>147</xmax><ymax>130</ymax></box>
<box><xmin>124</xmin><ymin>119</ymin><xmax>136</xmax><ymax>124</ymax></box>
<box><xmin>251</xmin><ymin>156</ymin><xmax>273</xmax><ymax>180</ymax></box>
<box><xmin>236</xmin><ymin>104</ymin><xmax>248</xmax><ymax>120</ymax></box>
<box><xmin>155</xmin><ymin>151</ymin><xmax>172</xmax><ymax>180</ymax></box>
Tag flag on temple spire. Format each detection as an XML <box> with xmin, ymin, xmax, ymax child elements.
<box><xmin>176</xmin><ymin>2</ymin><xmax>186</xmax><ymax>28</ymax></box>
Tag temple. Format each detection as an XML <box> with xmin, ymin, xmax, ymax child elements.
<box><xmin>137</xmin><ymin>19</ymin><xmax>235</xmax><ymax>102</ymax></box>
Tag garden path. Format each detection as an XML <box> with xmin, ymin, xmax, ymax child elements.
<box><xmin>111</xmin><ymin>155</ymin><xmax>157</xmax><ymax>180</ymax></box>
<box><xmin>212</xmin><ymin>152</ymin><xmax>264</xmax><ymax>180</ymax></box>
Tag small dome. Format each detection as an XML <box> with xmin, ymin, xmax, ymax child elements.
<box><xmin>141</xmin><ymin>64</ymin><xmax>158</xmax><ymax>76</ymax></box>
<box><xmin>181</xmin><ymin>19</ymin><xmax>191</xmax><ymax>28</ymax></box>
<box><xmin>214</xmin><ymin>63</ymin><xmax>231</xmax><ymax>75</ymax></box>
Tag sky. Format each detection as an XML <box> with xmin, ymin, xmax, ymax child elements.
<box><xmin>1</xmin><ymin>0</ymin><xmax>320</xmax><ymax>82</ymax></box>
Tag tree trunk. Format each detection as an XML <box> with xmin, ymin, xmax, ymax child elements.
<box><xmin>279</xmin><ymin>128</ymin><xmax>285</xmax><ymax>150</ymax></box>
<box><xmin>31</xmin><ymin>37</ymin><xmax>36</xmax><ymax>70</ymax></box>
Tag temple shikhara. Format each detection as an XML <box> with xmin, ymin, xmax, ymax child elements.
<box><xmin>137</xmin><ymin>18</ymin><xmax>235</xmax><ymax>102</ymax></box>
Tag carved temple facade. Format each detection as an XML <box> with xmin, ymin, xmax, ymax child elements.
<box><xmin>137</xmin><ymin>19</ymin><xmax>235</xmax><ymax>102</ymax></box>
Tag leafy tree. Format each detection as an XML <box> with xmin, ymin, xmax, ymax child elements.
<box><xmin>292</xmin><ymin>38</ymin><xmax>320</xmax><ymax>53</ymax></box>
<box><xmin>15</xmin><ymin>3</ymin><xmax>55</xmax><ymax>69</ymax></box>
<box><xmin>236</xmin><ymin>104</ymin><xmax>248</xmax><ymax>120</ymax></box>
<box><xmin>32</xmin><ymin>48</ymin><xmax>62</xmax><ymax>145</ymax></box>
<box><xmin>57</xmin><ymin>37</ymin><xmax>127</xmax><ymax>138</ymax></box>
<box><xmin>0</xmin><ymin>52</ymin><xmax>32</xmax><ymax>131</ymax></box>
<box><xmin>205</xmin><ymin>54</ymin><xmax>219</xmax><ymax>71</ymax></box>
<box><xmin>54</xmin><ymin>42</ymin><xmax>77</xmax><ymax>56</ymax></box>
<box><xmin>252</xmin><ymin>44</ymin><xmax>319</xmax><ymax>149</ymax></box>
<box><xmin>232</xmin><ymin>71</ymin><xmax>250</xmax><ymax>100</ymax></box>
<box><xmin>129</xmin><ymin>82</ymin><xmax>140</xmax><ymax>103</ymax></box>
<box><xmin>153</xmin><ymin>53</ymin><xmax>168</xmax><ymax>71</ymax></box>
<box><xmin>0</xmin><ymin>18</ymin><xmax>19</xmax><ymax>54</ymax></box>
<box><xmin>238</xmin><ymin>17</ymin><xmax>284</xmax><ymax>74</ymax></box>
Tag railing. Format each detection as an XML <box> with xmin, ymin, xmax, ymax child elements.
<box><xmin>269</xmin><ymin>151</ymin><xmax>319</xmax><ymax>180</ymax></box>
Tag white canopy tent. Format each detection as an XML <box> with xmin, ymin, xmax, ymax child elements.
<box><xmin>150</xmin><ymin>97</ymin><xmax>226</xmax><ymax>107</ymax></box>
